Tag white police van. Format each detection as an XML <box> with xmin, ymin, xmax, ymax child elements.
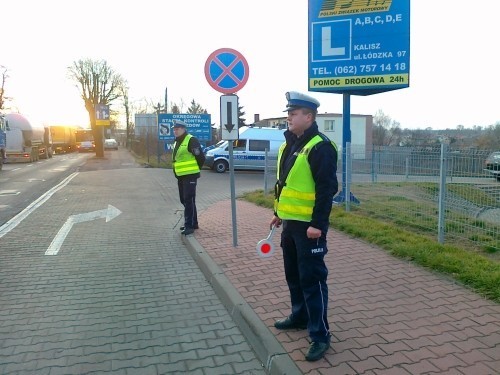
<box><xmin>204</xmin><ymin>126</ymin><xmax>285</xmax><ymax>173</ymax></box>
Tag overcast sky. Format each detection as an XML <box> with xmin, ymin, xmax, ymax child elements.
<box><xmin>2</xmin><ymin>0</ymin><xmax>499</xmax><ymax>130</ymax></box>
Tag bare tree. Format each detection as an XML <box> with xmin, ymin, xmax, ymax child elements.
<box><xmin>403</xmin><ymin>127</ymin><xmax>436</xmax><ymax>147</ymax></box>
<box><xmin>131</xmin><ymin>97</ymin><xmax>159</xmax><ymax>115</ymax></box>
<box><xmin>373</xmin><ymin>109</ymin><xmax>402</xmax><ymax>146</ymax></box>
<box><xmin>0</xmin><ymin>65</ymin><xmax>10</xmax><ymax>111</ymax></box>
<box><xmin>476</xmin><ymin>122</ymin><xmax>500</xmax><ymax>150</ymax></box>
<box><xmin>117</xmin><ymin>81</ymin><xmax>132</xmax><ymax>148</ymax></box>
<box><xmin>67</xmin><ymin>59</ymin><xmax>124</xmax><ymax>157</ymax></box>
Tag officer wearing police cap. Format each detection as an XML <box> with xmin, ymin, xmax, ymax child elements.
<box><xmin>270</xmin><ymin>91</ymin><xmax>338</xmax><ymax>361</ymax></box>
<box><xmin>171</xmin><ymin>119</ymin><xmax>205</xmax><ymax>235</ymax></box>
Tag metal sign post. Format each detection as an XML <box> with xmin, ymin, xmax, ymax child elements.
<box><xmin>220</xmin><ymin>94</ymin><xmax>239</xmax><ymax>246</ymax></box>
<box><xmin>205</xmin><ymin>48</ymin><xmax>250</xmax><ymax>247</ymax></box>
<box><xmin>227</xmin><ymin>141</ymin><xmax>237</xmax><ymax>246</ymax></box>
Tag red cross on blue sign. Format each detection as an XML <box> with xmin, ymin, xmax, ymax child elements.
<box><xmin>204</xmin><ymin>48</ymin><xmax>249</xmax><ymax>94</ymax></box>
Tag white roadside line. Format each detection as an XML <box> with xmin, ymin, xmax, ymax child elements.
<box><xmin>0</xmin><ymin>172</ymin><xmax>79</xmax><ymax>238</ymax></box>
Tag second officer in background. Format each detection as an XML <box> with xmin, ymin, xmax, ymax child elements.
<box><xmin>171</xmin><ymin>120</ymin><xmax>205</xmax><ymax>235</ymax></box>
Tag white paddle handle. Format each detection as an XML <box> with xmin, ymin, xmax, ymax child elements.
<box><xmin>267</xmin><ymin>225</ymin><xmax>276</xmax><ymax>240</ymax></box>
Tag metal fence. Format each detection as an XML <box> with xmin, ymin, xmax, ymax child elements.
<box><xmin>130</xmin><ymin>126</ymin><xmax>170</xmax><ymax>166</ymax></box>
<box><xmin>263</xmin><ymin>144</ymin><xmax>499</xmax><ymax>253</ymax></box>
<box><xmin>132</xmin><ymin>128</ymin><xmax>499</xmax><ymax>253</ymax></box>
<box><xmin>337</xmin><ymin>144</ymin><xmax>499</xmax><ymax>254</ymax></box>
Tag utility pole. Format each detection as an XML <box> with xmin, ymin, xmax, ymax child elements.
<box><xmin>164</xmin><ymin>87</ymin><xmax>168</xmax><ymax>112</ymax></box>
<box><xmin>156</xmin><ymin>102</ymin><xmax>162</xmax><ymax>165</ymax></box>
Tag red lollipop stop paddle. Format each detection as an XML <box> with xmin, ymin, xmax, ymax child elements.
<box><xmin>256</xmin><ymin>225</ymin><xmax>276</xmax><ymax>258</ymax></box>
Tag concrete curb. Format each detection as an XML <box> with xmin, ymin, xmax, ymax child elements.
<box><xmin>183</xmin><ymin>235</ymin><xmax>302</xmax><ymax>375</ymax></box>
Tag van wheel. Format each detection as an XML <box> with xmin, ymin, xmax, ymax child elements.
<box><xmin>214</xmin><ymin>160</ymin><xmax>228</xmax><ymax>173</ymax></box>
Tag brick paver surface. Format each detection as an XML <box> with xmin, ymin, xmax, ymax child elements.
<box><xmin>194</xmin><ymin>199</ymin><xmax>500</xmax><ymax>375</ymax></box>
<box><xmin>1</xmin><ymin>150</ymin><xmax>499</xmax><ymax>375</ymax></box>
<box><xmin>0</xmin><ymin>156</ymin><xmax>267</xmax><ymax>375</ymax></box>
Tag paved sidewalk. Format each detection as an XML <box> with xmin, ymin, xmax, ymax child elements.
<box><xmin>1</xmin><ymin>150</ymin><xmax>498</xmax><ymax>375</ymax></box>
<box><xmin>186</xmin><ymin>199</ymin><xmax>500</xmax><ymax>375</ymax></box>
<box><xmin>0</xmin><ymin>162</ymin><xmax>268</xmax><ymax>374</ymax></box>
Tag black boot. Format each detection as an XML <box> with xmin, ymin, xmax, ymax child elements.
<box><xmin>274</xmin><ymin>316</ymin><xmax>307</xmax><ymax>330</ymax></box>
<box><xmin>305</xmin><ymin>339</ymin><xmax>330</xmax><ymax>361</ymax></box>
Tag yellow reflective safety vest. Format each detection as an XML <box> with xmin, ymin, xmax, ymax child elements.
<box><xmin>275</xmin><ymin>135</ymin><xmax>331</xmax><ymax>222</ymax></box>
<box><xmin>173</xmin><ymin>134</ymin><xmax>200</xmax><ymax>176</ymax></box>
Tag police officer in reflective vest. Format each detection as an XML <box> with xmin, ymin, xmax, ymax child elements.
<box><xmin>172</xmin><ymin>120</ymin><xmax>206</xmax><ymax>235</ymax></box>
<box><xmin>270</xmin><ymin>91</ymin><xmax>339</xmax><ymax>362</ymax></box>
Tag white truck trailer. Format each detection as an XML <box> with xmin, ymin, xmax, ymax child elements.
<box><xmin>5</xmin><ymin>113</ymin><xmax>48</xmax><ymax>163</ymax></box>
<box><xmin>0</xmin><ymin>114</ymin><xmax>7</xmax><ymax>170</ymax></box>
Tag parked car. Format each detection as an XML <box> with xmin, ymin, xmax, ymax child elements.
<box><xmin>484</xmin><ymin>151</ymin><xmax>500</xmax><ymax>181</ymax></box>
<box><xmin>104</xmin><ymin>138</ymin><xmax>118</xmax><ymax>150</ymax></box>
<box><xmin>78</xmin><ymin>140</ymin><xmax>95</xmax><ymax>153</ymax></box>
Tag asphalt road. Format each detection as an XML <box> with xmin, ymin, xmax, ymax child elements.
<box><xmin>0</xmin><ymin>148</ymin><xmax>272</xmax><ymax>240</ymax></box>
<box><xmin>0</xmin><ymin>153</ymin><xmax>92</xmax><ymax>226</ymax></box>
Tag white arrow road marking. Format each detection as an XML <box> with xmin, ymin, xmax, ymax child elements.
<box><xmin>45</xmin><ymin>205</ymin><xmax>122</xmax><ymax>256</ymax></box>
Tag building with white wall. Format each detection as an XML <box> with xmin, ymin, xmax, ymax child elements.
<box><xmin>256</xmin><ymin>113</ymin><xmax>373</xmax><ymax>157</ymax></box>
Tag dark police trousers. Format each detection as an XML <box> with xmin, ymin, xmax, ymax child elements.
<box><xmin>281</xmin><ymin>220</ymin><xmax>331</xmax><ymax>343</ymax></box>
<box><xmin>177</xmin><ymin>174</ymin><xmax>198</xmax><ymax>229</ymax></box>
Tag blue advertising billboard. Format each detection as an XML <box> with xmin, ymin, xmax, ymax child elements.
<box><xmin>308</xmin><ymin>0</ymin><xmax>410</xmax><ymax>95</ymax></box>
<box><xmin>158</xmin><ymin>113</ymin><xmax>212</xmax><ymax>142</ymax></box>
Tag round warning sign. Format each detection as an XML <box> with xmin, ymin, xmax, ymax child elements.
<box><xmin>205</xmin><ymin>48</ymin><xmax>249</xmax><ymax>94</ymax></box>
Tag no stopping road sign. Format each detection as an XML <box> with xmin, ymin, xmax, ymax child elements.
<box><xmin>205</xmin><ymin>48</ymin><xmax>249</xmax><ymax>94</ymax></box>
